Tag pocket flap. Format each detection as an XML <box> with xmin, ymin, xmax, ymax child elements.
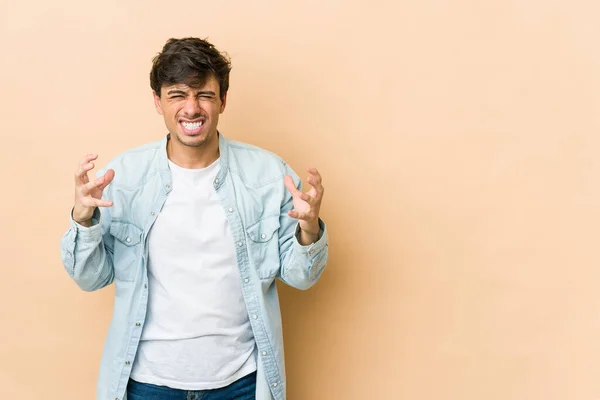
<box><xmin>110</xmin><ymin>221</ymin><xmax>142</xmax><ymax>246</ymax></box>
<box><xmin>246</xmin><ymin>216</ymin><xmax>280</xmax><ymax>243</ymax></box>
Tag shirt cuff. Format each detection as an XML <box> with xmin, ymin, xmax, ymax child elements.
<box><xmin>293</xmin><ymin>218</ymin><xmax>328</xmax><ymax>257</ymax></box>
<box><xmin>69</xmin><ymin>207</ymin><xmax>103</xmax><ymax>241</ymax></box>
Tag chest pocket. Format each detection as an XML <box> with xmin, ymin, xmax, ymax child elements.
<box><xmin>246</xmin><ymin>216</ymin><xmax>281</xmax><ymax>279</ymax></box>
<box><xmin>109</xmin><ymin>220</ymin><xmax>142</xmax><ymax>282</ymax></box>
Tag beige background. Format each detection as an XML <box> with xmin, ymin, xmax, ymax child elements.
<box><xmin>1</xmin><ymin>0</ymin><xmax>600</xmax><ymax>399</ymax></box>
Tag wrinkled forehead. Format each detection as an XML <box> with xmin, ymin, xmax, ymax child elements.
<box><xmin>160</xmin><ymin>73</ymin><xmax>220</xmax><ymax>96</ymax></box>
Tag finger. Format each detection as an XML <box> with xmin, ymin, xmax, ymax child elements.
<box><xmin>297</xmin><ymin>190</ymin><xmax>316</xmax><ymax>205</ymax></box>
<box><xmin>74</xmin><ymin>154</ymin><xmax>98</xmax><ymax>182</ymax></box>
<box><xmin>288</xmin><ymin>210</ymin><xmax>311</xmax><ymax>220</ymax></box>
<box><xmin>85</xmin><ymin>198</ymin><xmax>113</xmax><ymax>208</ymax></box>
<box><xmin>75</xmin><ymin>162</ymin><xmax>95</xmax><ymax>185</ymax></box>
<box><xmin>77</xmin><ymin>154</ymin><xmax>98</xmax><ymax>174</ymax></box>
<box><xmin>81</xmin><ymin>168</ymin><xmax>115</xmax><ymax>194</ymax></box>
<box><xmin>306</xmin><ymin>176</ymin><xmax>324</xmax><ymax>200</ymax></box>
<box><xmin>97</xmin><ymin>169</ymin><xmax>115</xmax><ymax>191</ymax></box>
<box><xmin>306</xmin><ymin>175</ymin><xmax>323</xmax><ymax>190</ymax></box>
<box><xmin>284</xmin><ymin>175</ymin><xmax>302</xmax><ymax>197</ymax></box>
<box><xmin>81</xmin><ymin>175</ymin><xmax>107</xmax><ymax>195</ymax></box>
<box><xmin>307</xmin><ymin>168</ymin><xmax>322</xmax><ymax>185</ymax></box>
<box><xmin>80</xmin><ymin>154</ymin><xmax>98</xmax><ymax>165</ymax></box>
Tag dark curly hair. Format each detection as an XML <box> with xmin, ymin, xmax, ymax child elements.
<box><xmin>150</xmin><ymin>37</ymin><xmax>232</xmax><ymax>99</ymax></box>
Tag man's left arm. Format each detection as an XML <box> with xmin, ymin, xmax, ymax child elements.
<box><xmin>277</xmin><ymin>163</ymin><xmax>329</xmax><ymax>290</ymax></box>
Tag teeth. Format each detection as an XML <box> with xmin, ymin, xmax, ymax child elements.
<box><xmin>182</xmin><ymin>121</ymin><xmax>203</xmax><ymax>129</ymax></box>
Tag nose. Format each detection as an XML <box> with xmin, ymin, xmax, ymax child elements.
<box><xmin>182</xmin><ymin>96</ymin><xmax>201</xmax><ymax>116</ymax></box>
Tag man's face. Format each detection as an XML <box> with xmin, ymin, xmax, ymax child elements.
<box><xmin>153</xmin><ymin>75</ymin><xmax>226</xmax><ymax>148</ymax></box>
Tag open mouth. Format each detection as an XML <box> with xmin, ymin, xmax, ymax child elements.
<box><xmin>179</xmin><ymin>119</ymin><xmax>205</xmax><ymax>135</ymax></box>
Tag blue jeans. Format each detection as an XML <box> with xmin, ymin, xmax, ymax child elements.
<box><xmin>126</xmin><ymin>371</ymin><xmax>256</xmax><ymax>400</ymax></box>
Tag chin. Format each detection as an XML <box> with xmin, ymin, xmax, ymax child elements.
<box><xmin>175</xmin><ymin>131</ymin><xmax>211</xmax><ymax>148</ymax></box>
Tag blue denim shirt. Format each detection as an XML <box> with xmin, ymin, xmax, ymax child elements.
<box><xmin>59</xmin><ymin>133</ymin><xmax>329</xmax><ymax>400</ymax></box>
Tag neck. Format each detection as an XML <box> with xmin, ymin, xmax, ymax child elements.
<box><xmin>167</xmin><ymin>132</ymin><xmax>220</xmax><ymax>169</ymax></box>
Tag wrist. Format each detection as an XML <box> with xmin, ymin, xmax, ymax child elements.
<box><xmin>300</xmin><ymin>220</ymin><xmax>319</xmax><ymax>236</ymax></box>
<box><xmin>72</xmin><ymin>207</ymin><xmax>95</xmax><ymax>227</ymax></box>
<box><xmin>298</xmin><ymin>220</ymin><xmax>320</xmax><ymax>246</ymax></box>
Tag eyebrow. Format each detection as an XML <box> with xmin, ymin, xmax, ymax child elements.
<box><xmin>166</xmin><ymin>89</ymin><xmax>187</xmax><ymax>96</ymax></box>
<box><xmin>166</xmin><ymin>89</ymin><xmax>216</xmax><ymax>96</ymax></box>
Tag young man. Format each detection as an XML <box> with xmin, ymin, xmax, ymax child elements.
<box><xmin>59</xmin><ymin>37</ymin><xmax>328</xmax><ymax>400</ymax></box>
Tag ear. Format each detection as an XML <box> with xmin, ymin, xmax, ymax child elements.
<box><xmin>219</xmin><ymin>92</ymin><xmax>228</xmax><ymax>114</ymax></box>
<box><xmin>153</xmin><ymin>90</ymin><xmax>164</xmax><ymax>115</ymax></box>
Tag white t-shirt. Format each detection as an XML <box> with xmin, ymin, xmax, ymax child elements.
<box><xmin>130</xmin><ymin>158</ymin><xmax>257</xmax><ymax>390</ymax></box>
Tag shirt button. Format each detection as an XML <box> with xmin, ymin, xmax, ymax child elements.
<box><xmin>252</xmin><ymin>315</ymin><xmax>258</xmax><ymax>320</ymax></box>
<box><xmin>237</xmin><ymin>242</ymin><xmax>243</xmax><ymax>247</ymax></box>
<box><xmin>272</xmin><ymin>382</ymin><xmax>278</xmax><ymax>387</ymax></box>
<box><xmin>151</xmin><ymin>212</ymin><xmax>155</xmax><ymax>216</ymax></box>
<box><xmin>125</xmin><ymin>361</ymin><xmax>130</xmax><ymax>365</ymax></box>
<box><xmin>244</xmin><ymin>278</ymin><xmax>249</xmax><ymax>283</ymax></box>
<box><xmin>214</xmin><ymin>178</ymin><xmax>219</xmax><ymax>184</ymax></box>
<box><xmin>261</xmin><ymin>233</ymin><xmax>267</xmax><ymax>239</ymax></box>
<box><xmin>228</xmin><ymin>207</ymin><xmax>234</xmax><ymax>213</ymax></box>
<box><xmin>165</xmin><ymin>184</ymin><xmax>170</xmax><ymax>189</ymax></box>
<box><xmin>144</xmin><ymin>283</ymin><xmax>147</xmax><ymax>289</ymax></box>
<box><xmin>262</xmin><ymin>351</ymin><xmax>267</xmax><ymax>356</ymax></box>
<box><xmin>126</xmin><ymin>237</ymin><xmax>131</xmax><ymax>243</ymax></box>
<box><xmin>135</xmin><ymin>322</ymin><xmax>141</xmax><ymax>327</ymax></box>
<box><xmin>308</xmin><ymin>249</ymin><xmax>314</xmax><ymax>255</ymax></box>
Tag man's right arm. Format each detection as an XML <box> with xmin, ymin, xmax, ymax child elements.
<box><xmin>60</xmin><ymin>154</ymin><xmax>116</xmax><ymax>292</ymax></box>
<box><xmin>60</xmin><ymin>206</ymin><xmax>115</xmax><ymax>292</ymax></box>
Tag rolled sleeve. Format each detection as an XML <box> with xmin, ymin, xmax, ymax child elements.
<box><xmin>292</xmin><ymin>218</ymin><xmax>328</xmax><ymax>258</ymax></box>
<box><xmin>61</xmin><ymin>207</ymin><xmax>103</xmax><ymax>275</ymax></box>
<box><xmin>280</xmin><ymin>218</ymin><xmax>329</xmax><ymax>289</ymax></box>
<box><xmin>69</xmin><ymin>207</ymin><xmax>103</xmax><ymax>241</ymax></box>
